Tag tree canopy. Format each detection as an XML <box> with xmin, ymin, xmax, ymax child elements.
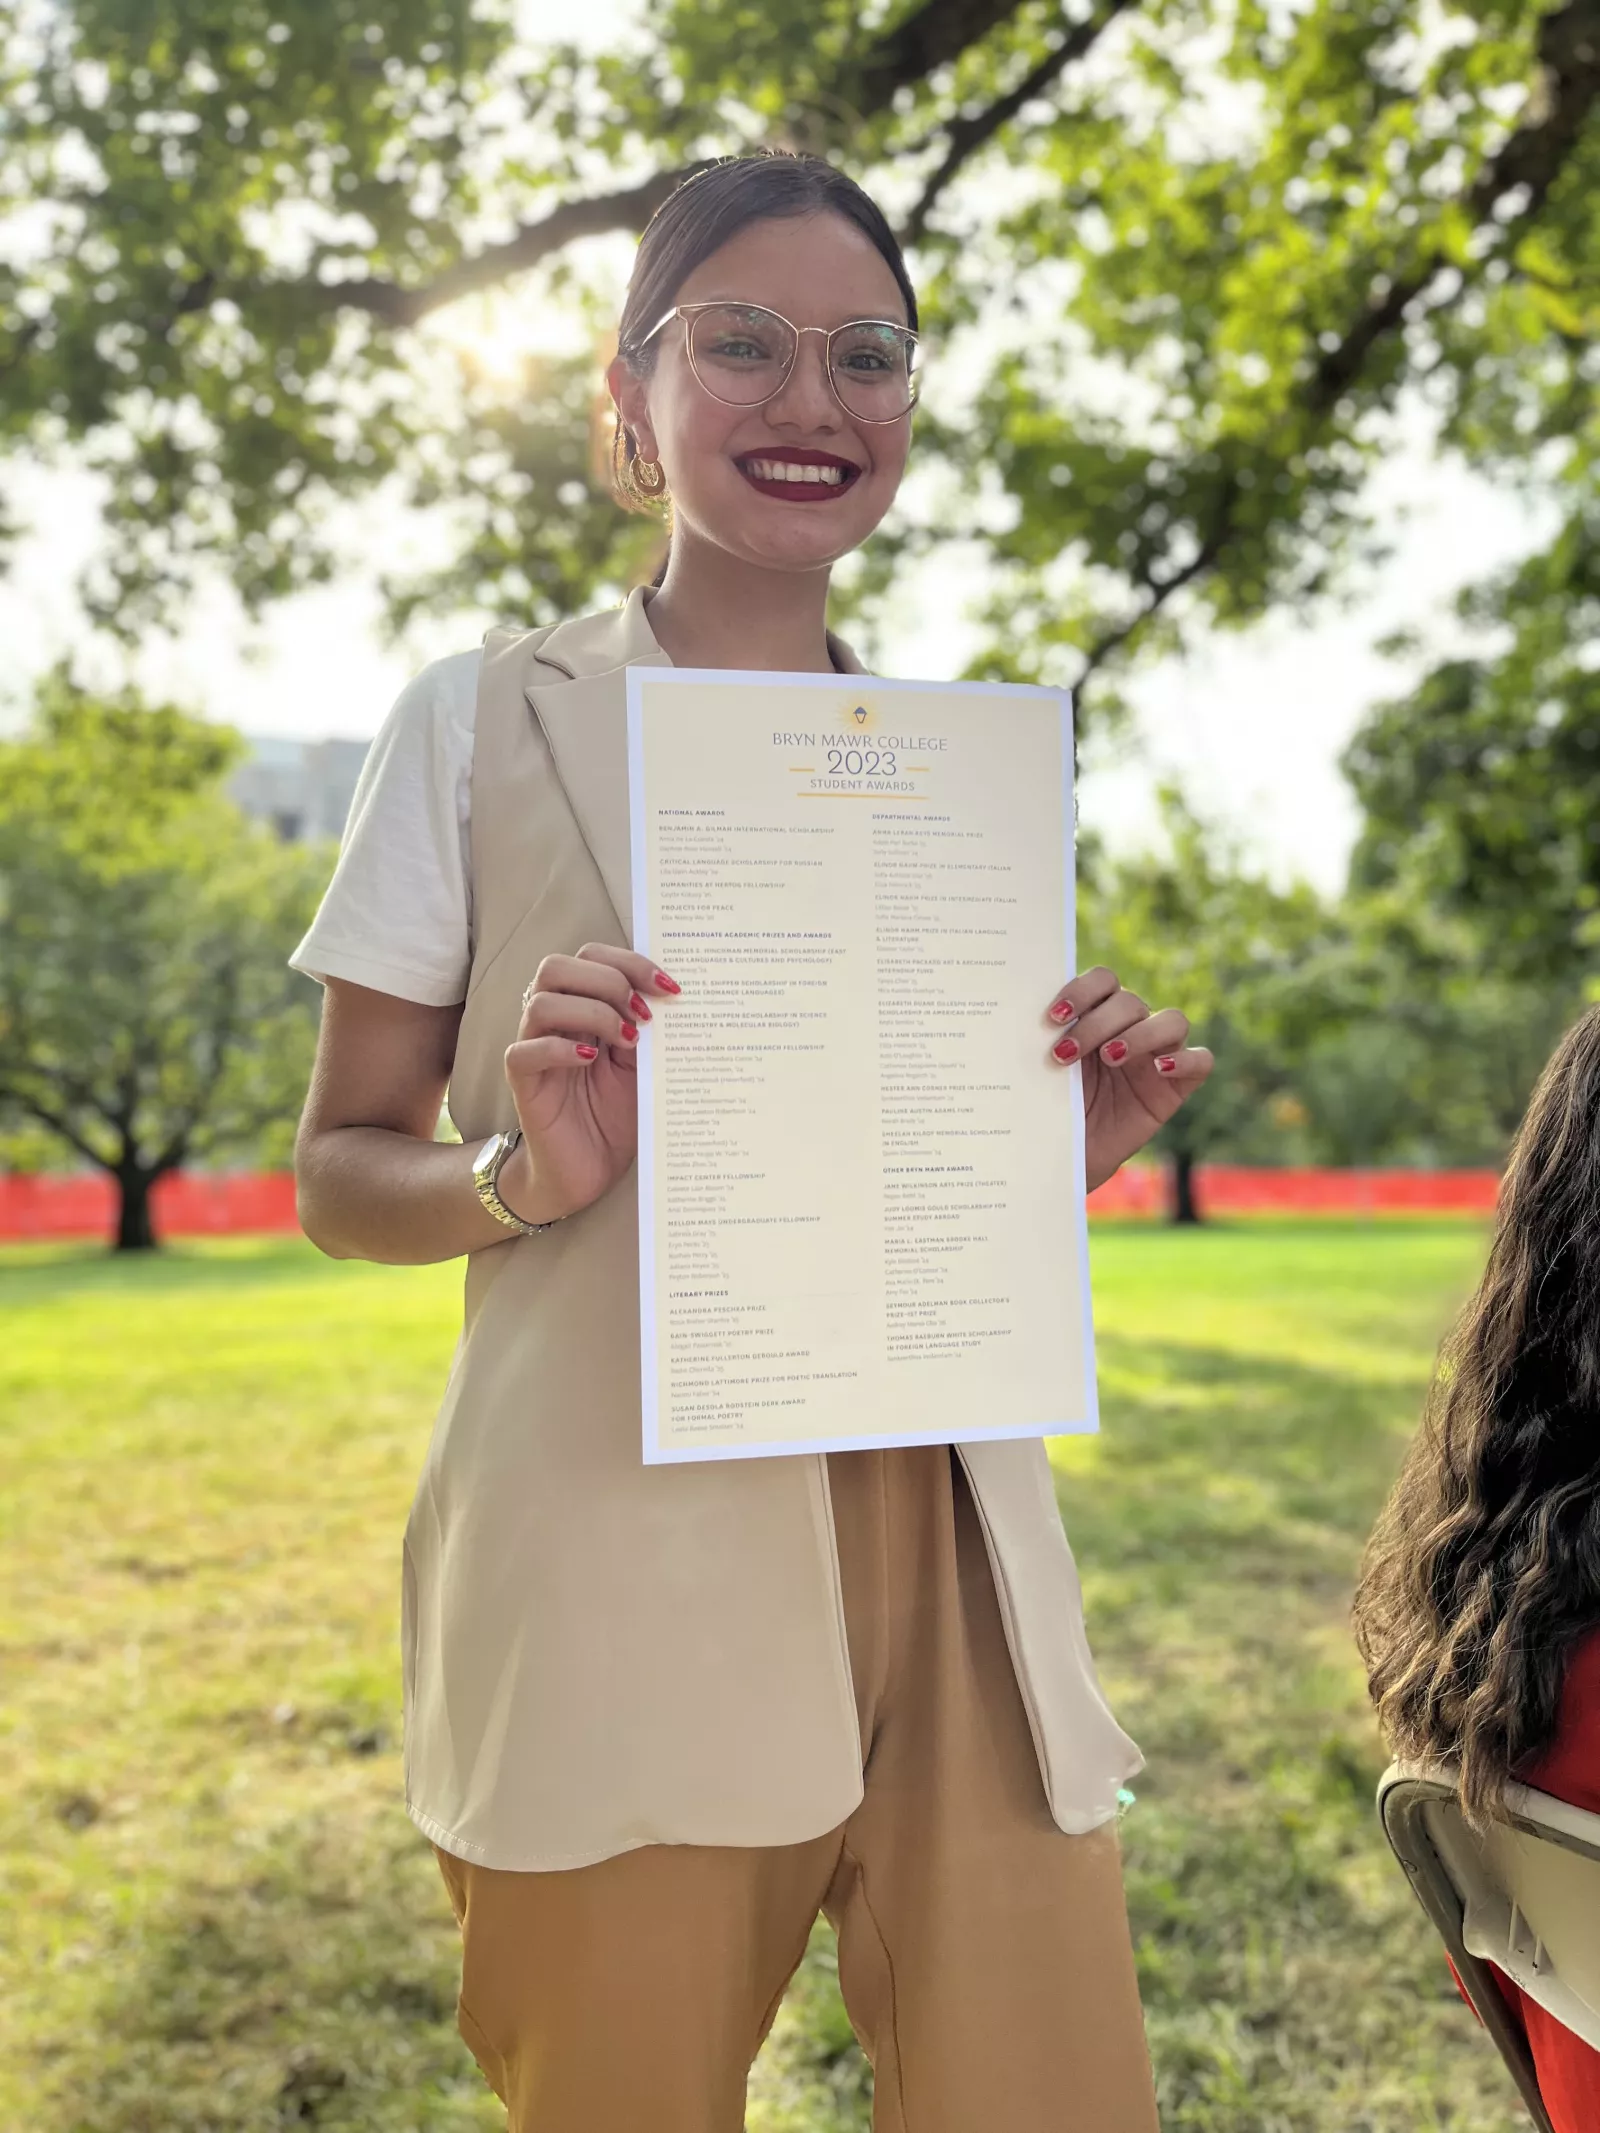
<box><xmin>1080</xmin><ymin>793</ymin><xmax>1347</xmax><ymax>1215</ymax></box>
<box><xmin>1080</xmin><ymin>794</ymin><xmax>1590</xmax><ymax>1215</ymax></box>
<box><xmin>0</xmin><ymin>677</ymin><xmax>326</xmax><ymax>1246</ymax></box>
<box><xmin>3</xmin><ymin>0</ymin><xmax>1595</xmax><ymax>720</ymax></box>
<box><xmin>1344</xmin><ymin>495</ymin><xmax>1600</xmax><ymax>988</ymax></box>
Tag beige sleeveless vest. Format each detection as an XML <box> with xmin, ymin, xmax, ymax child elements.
<box><xmin>401</xmin><ymin>586</ymin><xmax>1141</xmax><ymax>1870</ymax></box>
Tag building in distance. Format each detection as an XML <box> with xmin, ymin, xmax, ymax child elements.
<box><xmin>229</xmin><ymin>735</ymin><xmax>369</xmax><ymax>844</ymax></box>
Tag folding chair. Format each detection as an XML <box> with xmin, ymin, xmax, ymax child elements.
<box><xmin>1377</xmin><ymin>1761</ymin><xmax>1600</xmax><ymax>2132</ymax></box>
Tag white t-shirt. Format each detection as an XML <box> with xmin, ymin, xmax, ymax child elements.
<box><xmin>289</xmin><ymin>650</ymin><xmax>482</xmax><ymax>1007</ymax></box>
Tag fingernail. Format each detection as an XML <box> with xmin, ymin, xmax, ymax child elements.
<box><xmin>575</xmin><ymin>1042</ymin><xmax>600</xmax><ymax>1061</ymax></box>
<box><xmin>1048</xmin><ymin>1000</ymin><xmax>1077</xmax><ymax>1026</ymax></box>
<box><xmin>1102</xmin><ymin>1039</ymin><xmax>1129</xmax><ymax>1064</ymax></box>
<box><xmin>629</xmin><ymin>992</ymin><xmax>653</xmax><ymax>1021</ymax></box>
<box><xmin>653</xmin><ymin>970</ymin><xmax>681</xmax><ymax>995</ymax></box>
<box><xmin>620</xmin><ymin>1022</ymin><xmax>639</xmax><ymax>1044</ymax></box>
<box><xmin>1052</xmin><ymin>1035</ymin><xmax>1080</xmax><ymax>1063</ymax></box>
<box><xmin>1155</xmin><ymin>1055</ymin><xmax>1177</xmax><ymax>1075</ymax></box>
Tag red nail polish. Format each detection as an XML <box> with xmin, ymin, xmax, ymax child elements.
<box><xmin>1103</xmin><ymin>1039</ymin><xmax>1129</xmax><ymax>1064</ymax></box>
<box><xmin>575</xmin><ymin>1043</ymin><xmax>599</xmax><ymax>1061</ymax></box>
<box><xmin>620</xmin><ymin>1022</ymin><xmax>639</xmax><ymax>1043</ymax></box>
<box><xmin>629</xmin><ymin>992</ymin><xmax>653</xmax><ymax>1021</ymax></box>
<box><xmin>1155</xmin><ymin>1055</ymin><xmax>1177</xmax><ymax>1074</ymax></box>
<box><xmin>653</xmin><ymin>970</ymin><xmax>681</xmax><ymax>995</ymax></box>
<box><xmin>1052</xmin><ymin>1035</ymin><xmax>1080</xmax><ymax>1063</ymax></box>
<box><xmin>1048</xmin><ymin>1000</ymin><xmax>1077</xmax><ymax>1026</ymax></box>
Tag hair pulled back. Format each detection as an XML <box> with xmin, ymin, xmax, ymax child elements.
<box><xmin>1352</xmin><ymin>1003</ymin><xmax>1600</xmax><ymax>1822</ymax></box>
<box><xmin>608</xmin><ymin>151</ymin><xmax>918</xmax><ymax>584</ymax></box>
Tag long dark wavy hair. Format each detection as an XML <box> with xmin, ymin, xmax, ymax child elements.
<box><xmin>1353</xmin><ymin>1003</ymin><xmax>1600</xmax><ymax>1822</ymax></box>
<box><xmin>607</xmin><ymin>151</ymin><xmax>918</xmax><ymax>584</ymax></box>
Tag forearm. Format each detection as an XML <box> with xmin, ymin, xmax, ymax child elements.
<box><xmin>295</xmin><ymin>1126</ymin><xmax>565</xmax><ymax>1265</ymax></box>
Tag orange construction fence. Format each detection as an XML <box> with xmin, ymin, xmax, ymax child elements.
<box><xmin>0</xmin><ymin>1170</ymin><xmax>301</xmax><ymax>1241</ymax></box>
<box><xmin>0</xmin><ymin>1165</ymin><xmax>1500</xmax><ymax>1242</ymax></box>
<box><xmin>1086</xmin><ymin>1164</ymin><xmax>1500</xmax><ymax>1218</ymax></box>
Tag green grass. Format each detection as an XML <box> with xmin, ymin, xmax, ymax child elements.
<box><xmin>1073</xmin><ymin>1224</ymin><xmax>1520</xmax><ymax>2133</ymax></box>
<box><xmin>0</xmin><ymin>1223</ymin><xmax>1525</xmax><ymax>2130</ymax></box>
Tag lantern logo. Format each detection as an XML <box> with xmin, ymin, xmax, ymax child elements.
<box><xmin>840</xmin><ymin>701</ymin><xmax>876</xmax><ymax>732</ymax></box>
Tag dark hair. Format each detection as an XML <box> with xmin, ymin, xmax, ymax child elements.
<box><xmin>608</xmin><ymin>151</ymin><xmax>918</xmax><ymax>584</ymax></box>
<box><xmin>1352</xmin><ymin>1004</ymin><xmax>1600</xmax><ymax>1822</ymax></box>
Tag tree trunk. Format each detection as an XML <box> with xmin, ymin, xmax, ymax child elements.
<box><xmin>1169</xmin><ymin>1147</ymin><xmax>1203</xmax><ymax>1226</ymax></box>
<box><xmin>114</xmin><ymin>1167</ymin><xmax>159</xmax><ymax>1251</ymax></box>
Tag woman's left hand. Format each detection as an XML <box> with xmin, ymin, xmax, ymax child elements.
<box><xmin>1044</xmin><ymin>966</ymin><xmax>1215</xmax><ymax>1192</ymax></box>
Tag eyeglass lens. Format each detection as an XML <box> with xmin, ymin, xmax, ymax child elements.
<box><xmin>687</xmin><ymin>304</ymin><xmax>919</xmax><ymax>419</ymax></box>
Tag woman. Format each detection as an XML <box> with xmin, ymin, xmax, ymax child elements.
<box><xmin>1354</xmin><ymin>1005</ymin><xmax>1600</xmax><ymax>2132</ymax></box>
<box><xmin>292</xmin><ymin>150</ymin><xmax>1213</xmax><ymax>2132</ymax></box>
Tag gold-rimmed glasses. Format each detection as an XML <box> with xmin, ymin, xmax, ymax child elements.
<box><xmin>634</xmin><ymin>301</ymin><xmax>921</xmax><ymax>423</ymax></box>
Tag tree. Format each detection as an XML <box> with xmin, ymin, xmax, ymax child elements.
<box><xmin>0</xmin><ymin>677</ymin><xmax>326</xmax><ymax>1249</ymax></box>
<box><xmin>1</xmin><ymin>0</ymin><xmax>1595</xmax><ymax>722</ymax></box>
<box><xmin>1329</xmin><ymin>487</ymin><xmax>1598</xmax><ymax>1155</ymax></box>
<box><xmin>1288</xmin><ymin>891</ymin><xmax>1582</xmax><ymax>1166</ymax></box>
<box><xmin>1085</xmin><ymin>814</ymin><xmax>1584</xmax><ymax>1201</ymax></box>
<box><xmin>1343</xmin><ymin>496</ymin><xmax>1600</xmax><ymax>990</ymax></box>
<box><xmin>1080</xmin><ymin>796</ymin><xmax>1345</xmax><ymax>1220</ymax></box>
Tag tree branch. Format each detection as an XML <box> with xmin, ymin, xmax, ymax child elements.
<box><xmin>1075</xmin><ymin>0</ymin><xmax>1600</xmax><ymax>688</ymax></box>
<box><xmin>901</xmin><ymin>0</ymin><xmax>1138</xmax><ymax>244</ymax></box>
<box><xmin>1075</xmin><ymin>477</ymin><xmax>1241</xmax><ymax>691</ymax></box>
<box><xmin>150</xmin><ymin>1131</ymin><xmax>190</xmax><ymax>1174</ymax></box>
<box><xmin>851</xmin><ymin>0</ymin><xmax>1035</xmax><ymax>117</ymax></box>
<box><xmin>1311</xmin><ymin>0</ymin><xmax>1599</xmax><ymax>410</ymax></box>
<box><xmin>297</xmin><ymin>0</ymin><xmax>1053</xmax><ymax>324</ymax></box>
<box><xmin>155</xmin><ymin>268</ymin><xmax>217</xmax><ymax>346</ymax></box>
<box><xmin>0</xmin><ymin>315</ymin><xmax>42</xmax><ymax>383</ymax></box>
<box><xmin>112</xmin><ymin>1060</ymin><xmax>139</xmax><ymax>1147</ymax></box>
<box><xmin>0</xmin><ymin>1084</ymin><xmax>113</xmax><ymax>1170</ymax></box>
<box><xmin>151</xmin><ymin>980</ymin><xmax>241</xmax><ymax>1173</ymax></box>
<box><xmin>322</xmin><ymin>164</ymin><xmax>717</xmax><ymax>328</ymax></box>
<box><xmin>0</xmin><ymin>1034</ymin><xmax>128</xmax><ymax>1140</ymax></box>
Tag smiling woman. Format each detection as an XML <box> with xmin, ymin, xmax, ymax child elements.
<box><xmin>287</xmin><ymin>147</ymin><xmax>1211</xmax><ymax>2133</ymax></box>
<box><xmin>601</xmin><ymin>157</ymin><xmax>922</xmax><ymax>622</ymax></box>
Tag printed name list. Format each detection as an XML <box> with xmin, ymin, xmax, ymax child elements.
<box><xmin>627</xmin><ymin>666</ymin><xmax>1097</xmax><ymax>1463</ymax></box>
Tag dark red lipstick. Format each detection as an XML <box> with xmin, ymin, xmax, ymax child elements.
<box><xmin>734</xmin><ymin>447</ymin><xmax>862</xmax><ymax>502</ymax></box>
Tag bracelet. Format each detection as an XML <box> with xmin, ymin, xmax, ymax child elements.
<box><xmin>472</xmin><ymin>1127</ymin><xmax>561</xmax><ymax>1237</ymax></box>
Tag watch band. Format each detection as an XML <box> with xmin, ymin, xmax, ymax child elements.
<box><xmin>472</xmin><ymin>1127</ymin><xmax>559</xmax><ymax>1237</ymax></box>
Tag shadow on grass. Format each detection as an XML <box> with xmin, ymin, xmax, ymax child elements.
<box><xmin>1050</xmin><ymin>1334</ymin><xmax>1522</xmax><ymax>2130</ymax></box>
<box><xmin>0</xmin><ymin>1237</ymin><xmax>332</xmax><ymax>1308</ymax></box>
<box><xmin>42</xmin><ymin>1798</ymin><xmax>869</xmax><ymax>2133</ymax></box>
<box><xmin>1118</xmin><ymin>1739</ymin><xmax>1520</xmax><ymax>2132</ymax></box>
<box><xmin>1057</xmin><ymin>1331</ymin><xmax>1423</xmax><ymax>1803</ymax></box>
<box><xmin>1065</xmin><ymin>1333</ymin><xmax>1429</xmax><ymax>1600</ymax></box>
<box><xmin>33</xmin><ymin>1809</ymin><xmax>498</xmax><ymax>2133</ymax></box>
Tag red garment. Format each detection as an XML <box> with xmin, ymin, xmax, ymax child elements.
<box><xmin>1449</xmin><ymin>1630</ymin><xmax>1600</xmax><ymax>2133</ymax></box>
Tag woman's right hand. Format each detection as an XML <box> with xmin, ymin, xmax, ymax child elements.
<box><xmin>500</xmin><ymin>946</ymin><xmax>681</xmax><ymax>1221</ymax></box>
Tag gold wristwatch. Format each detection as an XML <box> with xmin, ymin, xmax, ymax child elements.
<box><xmin>472</xmin><ymin>1127</ymin><xmax>558</xmax><ymax>1237</ymax></box>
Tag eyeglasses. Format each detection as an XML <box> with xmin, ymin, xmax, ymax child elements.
<box><xmin>634</xmin><ymin>301</ymin><xmax>921</xmax><ymax>424</ymax></box>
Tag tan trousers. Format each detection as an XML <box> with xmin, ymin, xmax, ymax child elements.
<box><xmin>433</xmin><ymin>1445</ymin><xmax>1158</xmax><ymax>2131</ymax></box>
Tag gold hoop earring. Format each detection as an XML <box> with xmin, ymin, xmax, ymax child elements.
<box><xmin>632</xmin><ymin>456</ymin><xmax>667</xmax><ymax>498</ymax></box>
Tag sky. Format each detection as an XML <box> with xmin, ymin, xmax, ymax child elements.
<box><xmin>0</xmin><ymin>0</ymin><xmax>1553</xmax><ymax>895</ymax></box>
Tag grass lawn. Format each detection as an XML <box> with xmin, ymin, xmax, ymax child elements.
<box><xmin>0</xmin><ymin>1221</ymin><xmax>1526</xmax><ymax>2131</ymax></box>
